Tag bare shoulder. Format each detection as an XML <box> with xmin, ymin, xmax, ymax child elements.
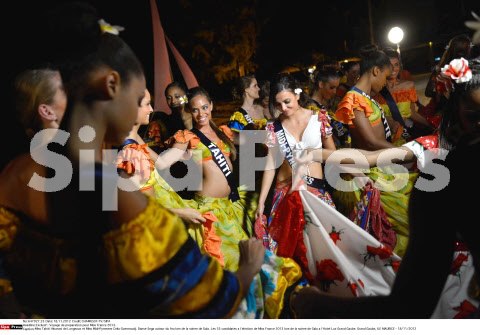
<box><xmin>0</xmin><ymin>154</ymin><xmax>49</xmax><ymax>220</ymax></box>
<box><xmin>111</xmin><ymin>170</ymin><xmax>149</xmax><ymax>226</ymax></box>
<box><xmin>0</xmin><ymin>154</ymin><xmax>43</xmax><ymax>192</ymax></box>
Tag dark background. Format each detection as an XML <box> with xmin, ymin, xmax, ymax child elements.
<box><xmin>2</xmin><ymin>0</ymin><xmax>478</xmax><ymax>169</ymax></box>
<box><xmin>3</xmin><ymin>0</ymin><xmax>480</xmax><ymax>101</ymax></box>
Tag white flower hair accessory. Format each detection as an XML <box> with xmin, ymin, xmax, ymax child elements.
<box><xmin>98</xmin><ymin>19</ymin><xmax>125</xmax><ymax>35</ymax></box>
<box><xmin>441</xmin><ymin>57</ymin><xmax>473</xmax><ymax>84</ymax></box>
<box><xmin>179</xmin><ymin>95</ymin><xmax>188</xmax><ymax>105</ymax></box>
<box><xmin>294</xmin><ymin>88</ymin><xmax>302</xmax><ymax>95</ymax></box>
<box><xmin>465</xmin><ymin>11</ymin><xmax>480</xmax><ymax>44</ymax></box>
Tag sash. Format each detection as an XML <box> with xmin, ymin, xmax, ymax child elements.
<box><xmin>238</xmin><ymin>107</ymin><xmax>255</xmax><ymax>126</ymax></box>
<box><xmin>351</xmin><ymin>87</ymin><xmax>392</xmax><ymax>142</ymax></box>
<box><xmin>379</xmin><ymin>87</ymin><xmax>412</xmax><ymax>140</ymax></box>
<box><xmin>190</xmin><ymin>128</ymin><xmax>240</xmax><ymax>202</ymax></box>
<box><xmin>272</xmin><ymin>120</ymin><xmax>326</xmax><ymax>190</ymax></box>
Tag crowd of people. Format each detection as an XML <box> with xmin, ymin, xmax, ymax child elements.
<box><xmin>1</xmin><ymin>1</ymin><xmax>479</xmax><ymax>320</ymax></box>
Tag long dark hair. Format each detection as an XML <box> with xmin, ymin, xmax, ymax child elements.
<box><xmin>187</xmin><ymin>86</ymin><xmax>237</xmax><ymax>161</ymax></box>
<box><xmin>440</xmin><ymin>57</ymin><xmax>480</xmax><ymax>149</ymax></box>
<box><xmin>439</xmin><ymin>35</ymin><xmax>472</xmax><ymax>69</ymax></box>
<box><xmin>269</xmin><ymin>73</ymin><xmax>313</xmax><ymax>117</ymax></box>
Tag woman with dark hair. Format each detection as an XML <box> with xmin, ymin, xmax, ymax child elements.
<box><xmin>425</xmin><ymin>35</ymin><xmax>472</xmax><ymax>99</ymax></box>
<box><xmin>166</xmin><ymin>86</ymin><xmax>303</xmax><ymax>318</ymax></box>
<box><xmin>375</xmin><ymin>48</ymin><xmax>432</xmax><ymax>146</ymax></box>
<box><xmin>335</xmin><ymin>45</ymin><xmax>394</xmax><ymax>150</ymax></box>
<box><xmin>0</xmin><ymin>2</ymin><xmax>265</xmax><ymax>318</ymax></box>
<box><xmin>255</xmin><ymin>73</ymin><xmax>399</xmax><ymax>298</ymax></box>
<box><xmin>421</xmin><ymin>35</ymin><xmax>472</xmax><ymax>129</ymax></box>
<box><xmin>145</xmin><ymin>81</ymin><xmax>192</xmax><ymax>147</ymax></box>
<box><xmin>311</xmin><ymin>68</ymin><xmax>351</xmax><ymax>148</ymax></box>
<box><xmin>292</xmin><ymin>57</ymin><xmax>480</xmax><ymax>319</ymax></box>
<box><xmin>337</xmin><ymin>61</ymin><xmax>360</xmax><ymax>98</ymax></box>
<box><xmin>332</xmin><ymin>45</ymin><xmax>418</xmax><ymax>258</ymax></box>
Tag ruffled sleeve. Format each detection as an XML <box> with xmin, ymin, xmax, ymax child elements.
<box><xmin>335</xmin><ymin>91</ymin><xmax>373</xmax><ymax>126</ymax></box>
<box><xmin>0</xmin><ymin>206</ymin><xmax>19</xmax><ymax>251</ymax></box>
<box><xmin>116</xmin><ymin>144</ymin><xmax>154</xmax><ymax>184</ymax></box>
<box><xmin>227</xmin><ymin>111</ymin><xmax>247</xmax><ymax>132</ymax></box>
<box><xmin>165</xmin><ymin>129</ymin><xmax>200</xmax><ymax>149</ymax></box>
<box><xmin>392</xmin><ymin>87</ymin><xmax>418</xmax><ymax>103</ymax></box>
<box><xmin>0</xmin><ymin>208</ymin><xmax>20</xmax><ymax>297</ymax></box>
<box><xmin>103</xmin><ymin>197</ymin><xmax>243</xmax><ymax>317</ymax></box>
<box><xmin>217</xmin><ymin>125</ymin><xmax>234</xmax><ymax>141</ymax></box>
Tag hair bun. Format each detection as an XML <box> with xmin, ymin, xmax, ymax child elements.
<box><xmin>359</xmin><ymin>44</ymin><xmax>380</xmax><ymax>58</ymax></box>
<box><xmin>42</xmin><ymin>2</ymin><xmax>102</xmax><ymax>62</ymax></box>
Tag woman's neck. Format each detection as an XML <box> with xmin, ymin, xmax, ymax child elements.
<box><xmin>68</xmin><ymin>104</ymin><xmax>107</xmax><ymax>162</ymax></box>
<box><xmin>241</xmin><ymin>96</ymin><xmax>255</xmax><ymax>111</ymax></box>
<box><xmin>387</xmin><ymin>77</ymin><xmax>399</xmax><ymax>89</ymax></box>
<box><xmin>311</xmin><ymin>91</ymin><xmax>327</xmax><ymax>106</ymax></box>
<box><xmin>195</xmin><ymin>122</ymin><xmax>214</xmax><ymax>133</ymax></box>
<box><xmin>126</xmin><ymin>125</ymin><xmax>144</xmax><ymax>144</ymax></box>
<box><xmin>285</xmin><ymin>107</ymin><xmax>308</xmax><ymax>123</ymax></box>
<box><xmin>355</xmin><ymin>76</ymin><xmax>372</xmax><ymax>95</ymax></box>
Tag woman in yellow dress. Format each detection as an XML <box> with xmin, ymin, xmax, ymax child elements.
<box><xmin>374</xmin><ymin>48</ymin><xmax>432</xmax><ymax>146</ymax></box>
<box><xmin>0</xmin><ymin>2</ymin><xmax>264</xmax><ymax>318</ymax></box>
<box><xmin>228</xmin><ymin>75</ymin><xmax>271</xmax><ymax>135</ymax></box>
<box><xmin>167</xmin><ymin>86</ymin><xmax>303</xmax><ymax>318</ymax></box>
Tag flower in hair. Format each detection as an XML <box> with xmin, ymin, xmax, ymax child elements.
<box><xmin>465</xmin><ymin>11</ymin><xmax>480</xmax><ymax>44</ymax></box>
<box><xmin>294</xmin><ymin>88</ymin><xmax>302</xmax><ymax>95</ymax></box>
<box><xmin>179</xmin><ymin>95</ymin><xmax>188</xmax><ymax>105</ymax></box>
<box><xmin>441</xmin><ymin>58</ymin><xmax>472</xmax><ymax>84</ymax></box>
<box><xmin>98</xmin><ymin>19</ymin><xmax>125</xmax><ymax>35</ymax></box>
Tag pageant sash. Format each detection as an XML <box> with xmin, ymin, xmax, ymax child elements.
<box><xmin>190</xmin><ymin>128</ymin><xmax>240</xmax><ymax>201</ymax></box>
<box><xmin>351</xmin><ymin>87</ymin><xmax>392</xmax><ymax>142</ymax></box>
<box><xmin>380</xmin><ymin>87</ymin><xmax>412</xmax><ymax>140</ymax></box>
<box><xmin>272</xmin><ymin>120</ymin><xmax>326</xmax><ymax>189</ymax></box>
<box><xmin>238</xmin><ymin>107</ymin><xmax>255</xmax><ymax>126</ymax></box>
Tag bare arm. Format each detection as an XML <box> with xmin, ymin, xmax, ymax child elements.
<box><xmin>170</xmin><ymin>207</ymin><xmax>206</xmax><ymax>225</ymax></box>
<box><xmin>409</xmin><ymin>103</ymin><xmax>432</xmax><ymax>128</ymax></box>
<box><xmin>256</xmin><ymin>147</ymin><xmax>278</xmax><ymax>219</ymax></box>
<box><xmin>322</xmin><ymin>133</ymin><xmax>336</xmax><ymax>150</ymax></box>
<box><xmin>350</xmin><ymin>110</ymin><xmax>396</xmax><ymax>150</ymax></box>
<box><xmin>153</xmin><ymin>143</ymin><xmax>190</xmax><ymax>170</ymax></box>
<box><xmin>299</xmin><ymin>146</ymin><xmax>415</xmax><ymax>168</ymax></box>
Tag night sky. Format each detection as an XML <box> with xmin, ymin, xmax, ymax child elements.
<box><xmin>4</xmin><ymin>0</ymin><xmax>480</xmax><ymax>99</ymax></box>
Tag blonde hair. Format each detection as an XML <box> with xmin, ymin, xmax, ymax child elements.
<box><xmin>14</xmin><ymin>68</ymin><xmax>61</xmax><ymax>135</ymax></box>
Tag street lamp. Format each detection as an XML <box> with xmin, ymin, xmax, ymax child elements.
<box><xmin>388</xmin><ymin>26</ymin><xmax>404</xmax><ymax>72</ymax></box>
<box><xmin>388</xmin><ymin>26</ymin><xmax>404</xmax><ymax>57</ymax></box>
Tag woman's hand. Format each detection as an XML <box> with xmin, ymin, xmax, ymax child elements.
<box><xmin>235</xmin><ymin>238</ymin><xmax>265</xmax><ymax>292</ymax></box>
<box><xmin>255</xmin><ymin>202</ymin><xmax>265</xmax><ymax>220</ymax></box>
<box><xmin>295</xmin><ymin>149</ymin><xmax>314</xmax><ymax>165</ymax></box>
<box><xmin>171</xmin><ymin>208</ymin><xmax>206</xmax><ymax>225</ymax></box>
<box><xmin>179</xmin><ymin>149</ymin><xmax>193</xmax><ymax>161</ymax></box>
<box><xmin>290</xmin><ymin>285</ymin><xmax>325</xmax><ymax>318</ymax></box>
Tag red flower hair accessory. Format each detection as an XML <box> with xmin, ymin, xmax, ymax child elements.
<box><xmin>441</xmin><ymin>58</ymin><xmax>472</xmax><ymax>84</ymax></box>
